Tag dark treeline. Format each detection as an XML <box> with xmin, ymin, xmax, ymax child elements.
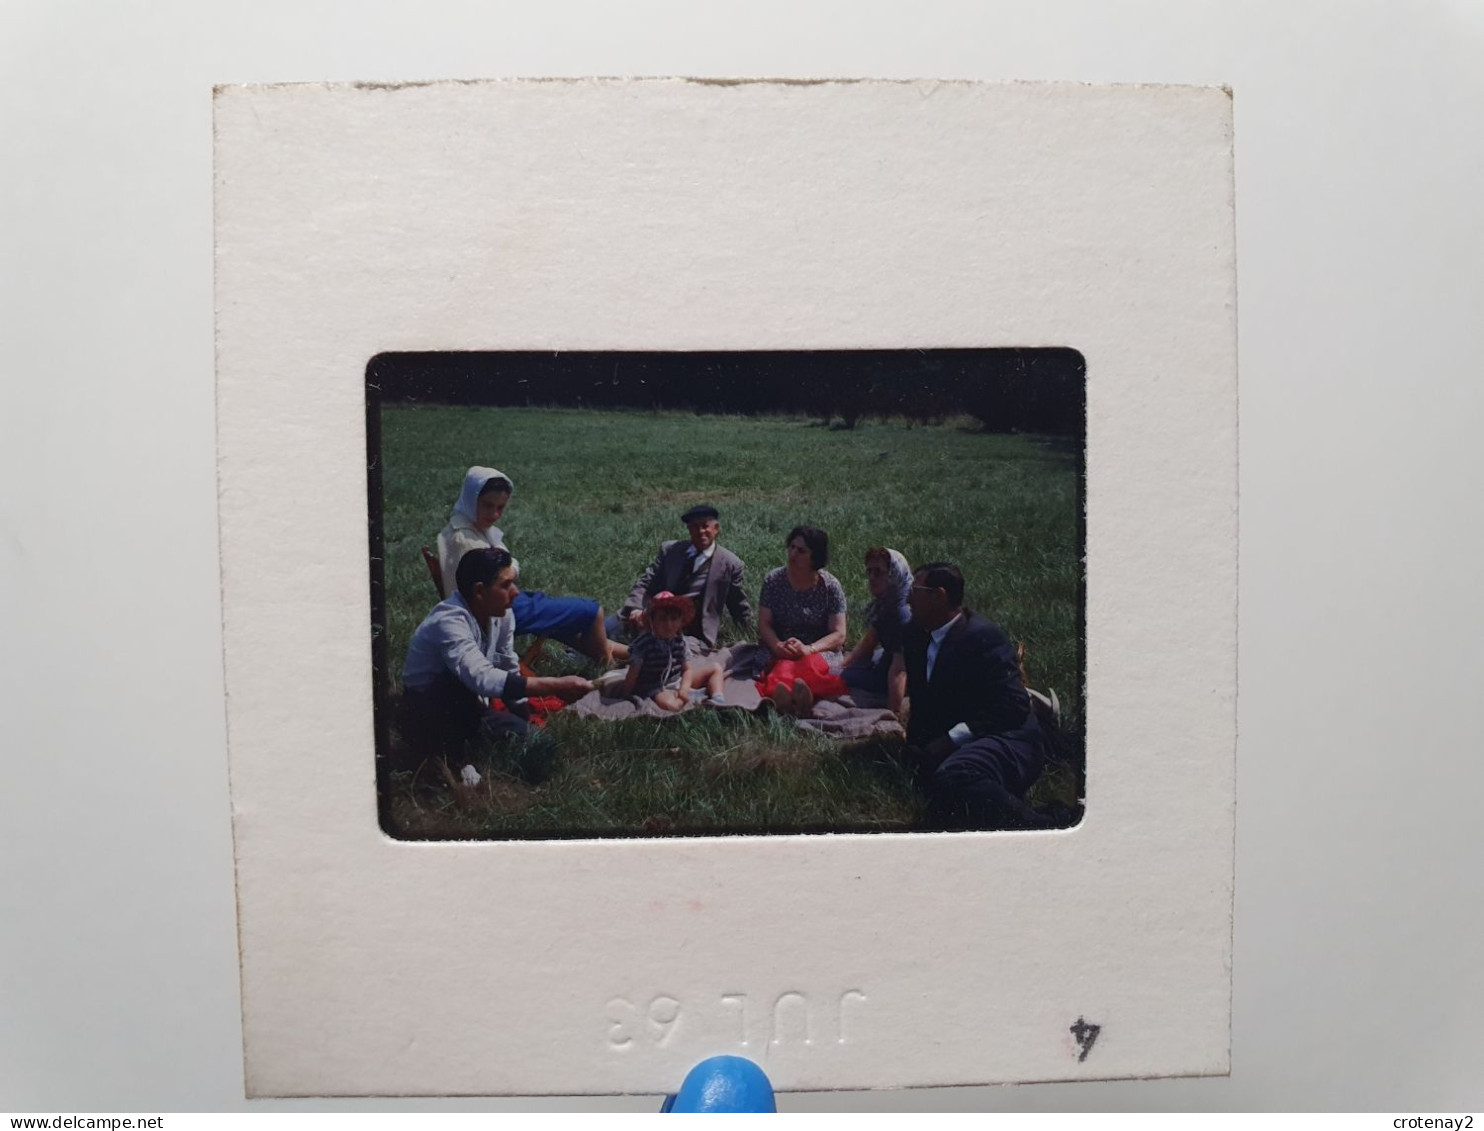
<box><xmin>367</xmin><ymin>348</ymin><xmax>1084</xmax><ymax>434</ymax></box>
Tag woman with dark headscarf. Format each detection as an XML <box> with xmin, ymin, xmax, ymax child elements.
<box><xmin>840</xmin><ymin>547</ymin><xmax>912</xmax><ymax>713</ymax></box>
<box><xmin>436</xmin><ymin>466</ymin><xmax>627</xmax><ymax>666</ymax></box>
<box><xmin>755</xmin><ymin>525</ymin><xmax>849</xmax><ymax>716</ymax></box>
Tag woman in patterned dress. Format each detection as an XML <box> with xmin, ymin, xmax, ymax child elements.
<box><xmin>755</xmin><ymin>525</ymin><xmax>850</xmax><ymax>716</ymax></box>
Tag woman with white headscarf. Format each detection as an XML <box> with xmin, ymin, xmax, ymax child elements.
<box><xmin>436</xmin><ymin>466</ymin><xmax>627</xmax><ymax>666</ymax></box>
<box><xmin>840</xmin><ymin>547</ymin><xmax>912</xmax><ymax>712</ymax></box>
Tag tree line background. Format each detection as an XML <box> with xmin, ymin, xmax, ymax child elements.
<box><xmin>367</xmin><ymin>348</ymin><xmax>1084</xmax><ymax>434</ymax></box>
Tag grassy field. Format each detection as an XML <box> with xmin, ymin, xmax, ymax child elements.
<box><xmin>376</xmin><ymin>405</ymin><xmax>1081</xmax><ymax>839</ymax></box>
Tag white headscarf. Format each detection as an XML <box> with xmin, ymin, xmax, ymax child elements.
<box><xmin>451</xmin><ymin>466</ymin><xmax>515</xmax><ymax>549</ymax></box>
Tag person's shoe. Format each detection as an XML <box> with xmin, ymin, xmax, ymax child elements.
<box><xmin>707</xmin><ymin>693</ymin><xmax>728</xmax><ymax>707</ymax></box>
<box><xmin>792</xmin><ymin>678</ymin><xmax>815</xmax><ymax>716</ymax></box>
<box><xmin>771</xmin><ymin>683</ymin><xmax>796</xmax><ymax>715</ymax></box>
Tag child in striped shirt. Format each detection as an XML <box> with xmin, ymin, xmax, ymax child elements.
<box><xmin>622</xmin><ymin>591</ymin><xmax>726</xmax><ymax>711</ymax></box>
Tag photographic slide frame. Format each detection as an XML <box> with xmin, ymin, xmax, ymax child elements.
<box><xmin>214</xmin><ymin>78</ymin><xmax>1236</xmax><ymax>1096</ymax></box>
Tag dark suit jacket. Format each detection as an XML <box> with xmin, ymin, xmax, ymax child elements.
<box><xmin>622</xmin><ymin>541</ymin><xmax>752</xmax><ymax>649</ymax></box>
<box><xmin>902</xmin><ymin>609</ymin><xmax>1037</xmax><ymax>747</ymax></box>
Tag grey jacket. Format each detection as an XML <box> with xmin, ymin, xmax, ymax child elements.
<box><xmin>622</xmin><ymin>541</ymin><xmax>752</xmax><ymax>648</ymax></box>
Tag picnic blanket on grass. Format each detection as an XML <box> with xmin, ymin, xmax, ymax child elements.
<box><xmin>568</xmin><ymin>644</ymin><xmax>904</xmax><ymax>740</ymax></box>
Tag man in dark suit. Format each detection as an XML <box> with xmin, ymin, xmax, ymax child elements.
<box><xmin>889</xmin><ymin>561</ymin><xmax>1055</xmax><ymax>830</ymax></box>
<box><xmin>613</xmin><ymin>505</ymin><xmax>752</xmax><ymax>651</ymax></box>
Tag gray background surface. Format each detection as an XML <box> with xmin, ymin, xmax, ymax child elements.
<box><xmin>2</xmin><ymin>0</ymin><xmax>1480</xmax><ymax>1113</ymax></box>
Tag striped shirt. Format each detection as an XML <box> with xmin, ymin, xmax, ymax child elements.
<box><xmin>627</xmin><ymin>632</ymin><xmax>688</xmax><ymax>696</ymax></box>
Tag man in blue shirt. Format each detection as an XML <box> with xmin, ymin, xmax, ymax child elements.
<box><xmin>398</xmin><ymin>547</ymin><xmax>593</xmax><ymax>782</ymax></box>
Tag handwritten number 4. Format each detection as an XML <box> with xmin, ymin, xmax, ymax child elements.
<box><xmin>1070</xmin><ymin>1016</ymin><xmax>1100</xmax><ymax>1062</ymax></box>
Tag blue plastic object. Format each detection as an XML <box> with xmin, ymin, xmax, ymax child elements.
<box><xmin>661</xmin><ymin>1055</ymin><xmax>777</xmax><ymax>1112</ymax></box>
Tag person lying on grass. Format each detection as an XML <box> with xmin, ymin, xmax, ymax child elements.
<box><xmin>621</xmin><ymin>591</ymin><xmax>727</xmax><ymax>711</ymax></box>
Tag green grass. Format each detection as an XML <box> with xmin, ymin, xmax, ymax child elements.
<box><xmin>377</xmin><ymin>405</ymin><xmax>1081</xmax><ymax>838</ymax></box>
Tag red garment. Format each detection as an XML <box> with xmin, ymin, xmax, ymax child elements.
<box><xmin>491</xmin><ymin>696</ymin><xmax>566</xmax><ymax>727</ymax></box>
<box><xmin>755</xmin><ymin>653</ymin><xmax>848</xmax><ymax>702</ymax></box>
<box><xmin>523</xmin><ymin>695</ymin><xmax>567</xmax><ymax>723</ymax></box>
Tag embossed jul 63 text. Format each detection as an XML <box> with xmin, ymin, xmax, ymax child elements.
<box><xmin>605</xmin><ymin>991</ymin><xmax>868</xmax><ymax>1051</ymax></box>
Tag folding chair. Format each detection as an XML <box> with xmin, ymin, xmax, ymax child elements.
<box><xmin>420</xmin><ymin>546</ymin><xmax>445</xmax><ymax>599</ymax></box>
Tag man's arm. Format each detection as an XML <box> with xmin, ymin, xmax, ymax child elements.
<box><xmin>526</xmin><ymin>673</ymin><xmax>597</xmax><ymax>701</ymax></box>
<box><xmin>887</xmin><ymin>650</ymin><xmax>908</xmax><ymax>722</ymax></box>
<box><xmin>724</xmin><ymin>555</ymin><xmax>752</xmax><ymax>628</ymax></box>
<box><xmin>436</xmin><ymin>617</ymin><xmax>527</xmax><ymax>701</ymax></box>
<box><xmin>945</xmin><ymin>629</ymin><xmax>1032</xmax><ymax>744</ymax></box>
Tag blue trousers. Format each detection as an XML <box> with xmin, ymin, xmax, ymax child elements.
<box><xmin>513</xmin><ymin>590</ymin><xmax>600</xmax><ymax>646</ymax></box>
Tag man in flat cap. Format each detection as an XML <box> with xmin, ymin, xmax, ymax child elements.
<box><xmin>612</xmin><ymin>505</ymin><xmax>752</xmax><ymax>652</ymax></box>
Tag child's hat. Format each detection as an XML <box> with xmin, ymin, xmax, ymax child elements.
<box><xmin>649</xmin><ymin>590</ymin><xmax>696</xmax><ymax>624</ymax></box>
